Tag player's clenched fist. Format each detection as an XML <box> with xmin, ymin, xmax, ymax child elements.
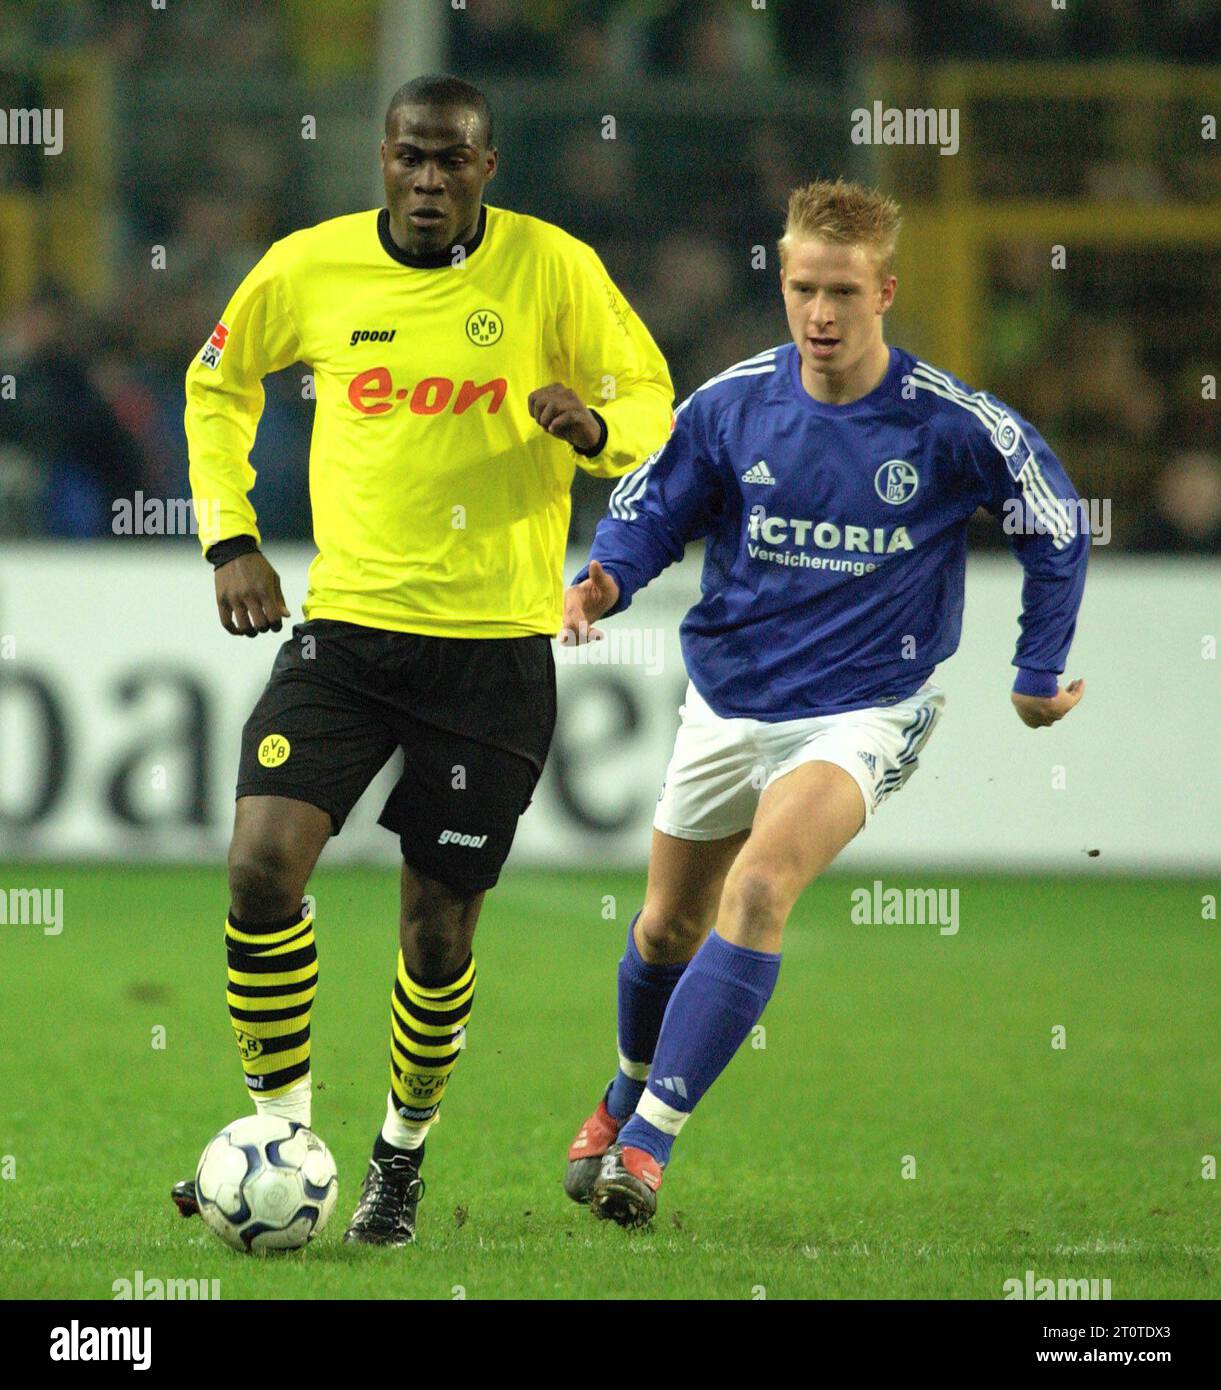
<box><xmin>1011</xmin><ymin>678</ymin><xmax>1085</xmax><ymax>728</ymax></box>
<box><xmin>528</xmin><ymin>382</ymin><xmax>602</xmax><ymax>451</ymax></box>
<box><xmin>214</xmin><ymin>552</ymin><xmax>291</xmax><ymax>637</ymax></box>
<box><xmin>558</xmin><ymin>559</ymin><xmax>620</xmax><ymax>646</ymax></box>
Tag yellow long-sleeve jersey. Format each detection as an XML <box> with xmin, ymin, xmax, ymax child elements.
<box><xmin>185</xmin><ymin>204</ymin><xmax>673</xmax><ymax>637</ymax></box>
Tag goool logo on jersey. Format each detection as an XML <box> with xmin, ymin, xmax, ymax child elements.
<box><xmin>875</xmin><ymin>459</ymin><xmax>918</xmax><ymax>505</ymax></box>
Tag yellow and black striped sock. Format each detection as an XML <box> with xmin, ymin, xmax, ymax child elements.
<box><xmin>386</xmin><ymin>952</ymin><xmax>475</xmax><ymax>1142</ymax></box>
<box><xmin>225</xmin><ymin>906</ymin><xmax>317</xmax><ymax>1101</ymax></box>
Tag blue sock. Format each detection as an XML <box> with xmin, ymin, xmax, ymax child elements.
<box><xmin>605</xmin><ymin>913</ymin><xmax>688</xmax><ymax>1121</ymax></box>
<box><xmin>619</xmin><ymin>930</ymin><xmax>781</xmax><ymax>1166</ymax></box>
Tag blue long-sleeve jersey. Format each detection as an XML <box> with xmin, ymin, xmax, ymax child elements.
<box><xmin>574</xmin><ymin>342</ymin><xmax>1088</xmax><ymax>721</ymax></box>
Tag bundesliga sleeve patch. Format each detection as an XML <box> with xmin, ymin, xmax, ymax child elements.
<box><xmin>199</xmin><ymin>321</ymin><xmax>229</xmax><ymax>369</ymax></box>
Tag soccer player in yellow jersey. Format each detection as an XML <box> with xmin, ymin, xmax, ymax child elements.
<box><xmin>173</xmin><ymin>75</ymin><xmax>673</xmax><ymax>1246</ymax></box>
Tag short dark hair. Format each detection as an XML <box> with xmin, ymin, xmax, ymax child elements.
<box><xmin>384</xmin><ymin>74</ymin><xmax>494</xmax><ymax>146</ymax></box>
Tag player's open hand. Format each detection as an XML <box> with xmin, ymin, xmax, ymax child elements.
<box><xmin>214</xmin><ymin>552</ymin><xmax>290</xmax><ymax>637</ymax></box>
<box><xmin>558</xmin><ymin>560</ymin><xmax>620</xmax><ymax>646</ymax></box>
<box><xmin>528</xmin><ymin>382</ymin><xmax>601</xmax><ymax>451</ymax></box>
<box><xmin>1011</xmin><ymin>678</ymin><xmax>1084</xmax><ymax>728</ymax></box>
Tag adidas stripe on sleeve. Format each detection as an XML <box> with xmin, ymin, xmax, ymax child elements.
<box><xmin>908</xmin><ymin>362</ymin><xmax>1089</xmax><ymax>695</ymax></box>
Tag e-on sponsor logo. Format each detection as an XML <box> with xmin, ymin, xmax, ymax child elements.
<box><xmin>348</xmin><ymin>369</ymin><xmax>506</xmax><ymax>416</ymax></box>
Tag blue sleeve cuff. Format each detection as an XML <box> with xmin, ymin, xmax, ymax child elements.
<box><xmin>567</xmin><ymin>562</ymin><xmax>630</xmax><ymax>616</ymax></box>
<box><xmin>1013</xmin><ymin>668</ymin><xmax>1059</xmax><ymax>698</ymax></box>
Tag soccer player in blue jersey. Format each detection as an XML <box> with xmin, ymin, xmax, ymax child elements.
<box><xmin>559</xmin><ymin>178</ymin><xmax>1088</xmax><ymax>1227</ymax></box>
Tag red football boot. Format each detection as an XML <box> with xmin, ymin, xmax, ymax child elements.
<box><xmin>590</xmin><ymin>1144</ymin><xmax>663</xmax><ymax>1228</ymax></box>
<box><xmin>564</xmin><ymin>1097</ymin><xmax>623</xmax><ymax>1204</ymax></box>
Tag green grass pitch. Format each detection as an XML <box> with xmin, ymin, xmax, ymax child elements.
<box><xmin>0</xmin><ymin>866</ymin><xmax>1215</xmax><ymax>1300</ymax></box>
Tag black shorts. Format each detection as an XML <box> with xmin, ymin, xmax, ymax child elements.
<box><xmin>236</xmin><ymin>620</ymin><xmax>556</xmax><ymax>893</ymax></box>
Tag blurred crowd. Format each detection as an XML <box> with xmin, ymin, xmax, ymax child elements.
<box><xmin>0</xmin><ymin>0</ymin><xmax>1217</xmax><ymax>552</ymax></box>
<box><xmin>447</xmin><ymin>0</ymin><xmax>1220</xmax><ymax>74</ymax></box>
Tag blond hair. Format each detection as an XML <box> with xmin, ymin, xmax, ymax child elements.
<box><xmin>778</xmin><ymin>178</ymin><xmax>902</xmax><ymax>279</ymax></box>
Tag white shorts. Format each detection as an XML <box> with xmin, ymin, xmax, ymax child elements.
<box><xmin>653</xmin><ymin>680</ymin><xmax>945</xmax><ymax>840</ymax></box>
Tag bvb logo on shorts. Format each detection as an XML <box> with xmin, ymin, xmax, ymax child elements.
<box><xmin>258</xmin><ymin>734</ymin><xmax>291</xmax><ymax>768</ymax></box>
<box><xmin>465</xmin><ymin>308</ymin><xmax>503</xmax><ymax>346</ymax></box>
<box><xmin>234</xmin><ymin>1030</ymin><xmax>263</xmax><ymax>1061</ymax></box>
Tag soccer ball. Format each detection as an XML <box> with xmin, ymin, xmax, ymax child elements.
<box><xmin>195</xmin><ymin>1115</ymin><xmax>338</xmax><ymax>1254</ymax></box>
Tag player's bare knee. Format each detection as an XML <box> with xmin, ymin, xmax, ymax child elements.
<box><xmin>227</xmin><ymin>842</ymin><xmax>303</xmax><ymax>923</ymax></box>
<box><xmin>399</xmin><ymin>916</ymin><xmax>467</xmax><ymax>983</ymax></box>
<box><xmin>720</xmin><ymin>864</ymin><xmax>792</xmax><ymax>935</ymax></box>
<box><xmin>399</xmin><ymin>879</ymin><xmax>477</xmax><ymax>983</ymax></box>
<box><xmin>636</xmin><ymin>902</ymin><xmax>709</xmax><ymax>963</ymax></box>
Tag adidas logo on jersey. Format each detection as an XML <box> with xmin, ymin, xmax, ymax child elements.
<box><xmin>741</xmin><ymin>460</ymin><xmax>776</xmax><ymax>485</ymax></box>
